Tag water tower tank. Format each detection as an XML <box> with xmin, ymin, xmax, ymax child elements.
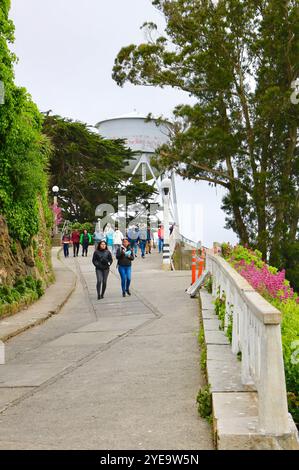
<box><xmin>95</xmin><ymin>112</ymin><xmax>170</xmax><ymax>180</ymax></box>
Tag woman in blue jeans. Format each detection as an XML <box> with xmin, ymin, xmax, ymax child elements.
<box><xmin>116</xmin><ymin>238</ymin><xmax>134</xmax><ymax>297</ymax></box>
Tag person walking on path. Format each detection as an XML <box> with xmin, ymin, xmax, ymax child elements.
<box><xmin>71</xmin><ymin>229</ymin><xmax>80</xmax><ymax>257</ymax></box>
<box><xmin>139</xmin><ymin>225</ymin><xmax>147</xmax><ymax>258</ymax></box>
<box><xmin>128</xmin><ymin>225</ymin><xmax>139</xmax><ymax>257</ymax></box>
<box><xmin>92</xmin><ymin>240</ymin><xmax>113</xmax><ymax>299</ymax></box>
<box><xmin>113</xmin><ymin>227</ymin><xmax>124</xmax><ymax>255</ymax></box>
<box><xmin>116</xmin><ymin>238</ymin><xmax>134</xmax><ymax>297</ymax></box>
<box><xmin>93</xmin><ymin>227</ymin><xmax>104</xmax><ymax>249</ymax></box>
<box><xmin>158</xmin><ymin>225</ymin><xmax>164</xmax><ymax>254</ymax></box>
<box><xmin>104</xmin><ymin>224</ymin><xmax>115</xmax><ymax>253</ymax></box>
<box><xmin>62</xmin><ymin>231</ymin><xmax>71</xmax><ymax>258</ymax></box>
<box><xmin>80</xmin><ymin>229</ymin><xmax>92</xmax><ymax>257</ymax></box>
<box><xmin>146</xmin><ymin>226</ymin><xmax>153</xmax><ymax>254</ymax></box>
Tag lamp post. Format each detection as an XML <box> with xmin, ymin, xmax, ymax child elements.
<box><xmin>52</xmin><ymin>185</ymin><xmax>59</xmax><ymax>235</ymax></box>
<box><xmin>161</xmin><ymin>177</ymin><xmax>171</xmax><ymax>270</ymax></box>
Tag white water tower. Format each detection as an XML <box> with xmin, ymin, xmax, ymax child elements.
<box><xmin>96</xmin><ymin>112</ymin><xmax>169</xmax><ymax>182</ymax></box>
<box><xmin>95</xmin><ymin>112</ymin><xmax>179</xmax><ymax>225</ymax></box>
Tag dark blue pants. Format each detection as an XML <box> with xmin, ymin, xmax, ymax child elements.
<box><xmin>63</xmin><ymin>243</ymin><xmax>69</xmax><ymax>257</ymax></box>
<box><xmin>128</xmin><ymin>239</ymin><xmax>138</xmax><ymax>255</ymax></box>
<box><xmin>82</xmin><ymin>243</ymin><xmax>89</xmax><ymax>256</ymax></box>
<box><xmin>139</xmin><ymin>240</ymin><xmax>146</xmax><ymax>257</ymax></box>
<box><xmin>118</xmin><ymin>265</ymin><xmax>132</xmax><ymax>294</ymax></box>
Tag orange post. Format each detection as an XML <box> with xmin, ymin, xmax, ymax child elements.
<box><xmin>191</xmin><ymin>249</ymin><xmax>196</xmax><ymax>284</ymax></box>
<box><xmin>198</xmin><ymin>257</ymin><xmax>204</xmax><ymax>278</ymax></box>
<box><xmin>197</xmin><ymin>248</ymin><xmax>206</xmax><ymax>278</ymax></box>
<box><xmin>202</xmin><ymin>247</ymin><xmax>206</xmax><ymax>270</ymax></box>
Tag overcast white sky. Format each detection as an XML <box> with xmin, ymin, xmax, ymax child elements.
<box><xmin>10</xmin><ymin>0</ymin><xmax>238</xmax><ymax>246</ymax></box>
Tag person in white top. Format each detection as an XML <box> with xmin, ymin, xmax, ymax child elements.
<box><xmin>113</xmin><ymin>227</ymin><xmax>124</xmax><ymax>255</ymax></box>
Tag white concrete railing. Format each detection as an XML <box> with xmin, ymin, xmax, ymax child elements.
<box><xmin>206</xmin><ymin>252</ymin><xmax>290</xmax><ymax>435</ymax></box>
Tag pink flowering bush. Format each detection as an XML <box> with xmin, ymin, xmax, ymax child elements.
<box><xmin>227</xmin><ymin>245</ymin><xmax>298</xmax><ymax>303</ymax></box>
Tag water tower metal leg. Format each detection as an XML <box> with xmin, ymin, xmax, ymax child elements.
<box><xmin>142</xmin><ymin>162</ymin><xmax>147</xmax><ymax>183</ymax></box>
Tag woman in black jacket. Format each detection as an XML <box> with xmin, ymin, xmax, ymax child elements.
<box><xmin>92</xmin><ymin>240</ymin><xmax>113</xmax><ymax>299</ymax></box>
<box><xmin>116</xmin><ymin>238</ymin><xmax>134</xmax><ymax>297</ymax></box>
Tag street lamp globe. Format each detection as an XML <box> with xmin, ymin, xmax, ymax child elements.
<box><xmin>161</xmin><ymin>178</ymin><xmax>171</xmax><ymax>196</ymax></box>
<box><xmin>52</xmin><ymin>185</ymin><xmax>59</xmax><ymax>193</ymax></box>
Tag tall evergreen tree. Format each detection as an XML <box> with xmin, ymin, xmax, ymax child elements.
<box><xmin>43</xmin><ymin>115</ymin><xmax>156</xmax><ymax>223</ymax></box>
<box><xmin>113</xmin><ymin>0</ymin><xmax>299</xmax><ymax>287</ymax></box>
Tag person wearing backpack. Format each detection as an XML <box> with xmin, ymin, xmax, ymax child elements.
<box><xmin>128</xmin><ymin>225</ymin><xmax>139</xmax><ymax>257</ymax></box>
<box><xmin>139</xmin><ymin>225</ymin><xmax>147</xmax><ymax>258</ymax></box>
<box><xmin>92</xmin><ymin>240</ymin><xmax>113</xmax><ymax>299</ymax></box>
<box><xmin>113</xmin><ymin>226</ymin><xmax>124</xmax><ymax>255</ymax></box>
<box><xmin>80</xmin><ymin>229</ymin><xmax>92</xmax><ymax>256</ymax></box>
<box><xmin>93</xmin><ymin>227</ymin><xmax>105</xmax><ymax>249</ymax></box>
<box><xmin>104</xmin><ymin>224</ymin><xmax>115</xmax><ymax>253</ymax></box>
<box><xmin>116</xmin><ymin>238</ymin><xmax>134</xmax><ymax>297</ymax></box>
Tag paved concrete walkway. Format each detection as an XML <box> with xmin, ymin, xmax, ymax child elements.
<box><xmin>0</xmin><ymin>248</ymin><xmax>213</xmax><ymax>450</ymax></box>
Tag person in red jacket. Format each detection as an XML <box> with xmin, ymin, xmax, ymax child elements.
<box><xmin>71</xmin><ymin>229</ymin><xmax>80</xmax><ymax>257</ymax></box>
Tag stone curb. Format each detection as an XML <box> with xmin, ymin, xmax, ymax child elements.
<box><xmin>0</xmin><ymin>249</ymin><xmax>77</xmax><ymax>343</ymax></box>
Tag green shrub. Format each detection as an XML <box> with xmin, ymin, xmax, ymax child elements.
<box><xmin>71</xmin><ymin>222</ymin><xmax>82</xmax><ymax>230</ymax></box>
<box><xmin>227</xmin><ymin>245</ymin><xmax>264</xmax><ymax>269</ymax></box>
<box><xmin>14</xmin><ymin>279</ymin><xmax>27</xmax><ymax>295</ymax></box>
<box><xmin>198</xmin><ymin>325</ymin><xmax>205</xmax><ymax>347</ymax></box>
<box><xmin>35</xmin><ymin>279</ymin><xmax>44</xmax><ymax>297</ymax></box>
<box><xmin>214</xmin><ymin>288</ymin><xmax>226</xmax><ymax>330</ymax></box>
<box><xmin>226</xmin><ymin>314</ymin><xmax>233</xmax><ymax>344</ymax></box>
<box><xmin>198</xmin><ymin>324</ymin><xmax>207</xmax><ymax>373</ymax></box>
<box><xmin>196</xmin><ymin>385</ymin><xmax>212</xmax><ymax>422</ymax></box>
<box><xmin>24</xmin><ymin>276</ymin><xmax>36</xmax><ymax>291</ymax></box>
<box><xmin>204</xmin><ymin>275</ymin><xmax>213</xmax><ymax>294</ymax></box>
<box><xmin>81</xmin><ymin>222</ymin><xmax>94</xmax><ymax>233</ymax></box>
<box><xmin>10</xmin><ymin>239</ymin><xmax>17</xmax><ymax>255</ymax></box>
<box><xmin>0</xmin><ymin>276</ymin><xmax>45</xmax><ymax>315</ymax></box>
<box><xmin>272</xmin><ymin>298</ymin><xmax>299</xmax><ymax>424</ymax></box>
<box><xmin>35</xmin><ymin>257</ymin><xmax>45</xmax><ymax>275</ymax></box>
<box><xmin>221</xmin><ymin>242</ymin><xmax>233</xmax><ymax>258</ymax></box>
<box><xmin>200</xmin><ymin>344</ymin><xmax>207</xmax><ymax>373</ymax></box>
<box><xmin>226</xmin><ymin>304</ymin><xmax>234</xmax><ymax>344</ymax></box>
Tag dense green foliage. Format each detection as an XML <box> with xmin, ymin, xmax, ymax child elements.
<box><xmin>0</xmin><ymin>275</ymin><xmax>44</xmax><ymax>317</ymax></box>
<box><xmin>113</xmin><ymin>0</ymin><xmax>299</xmax><ymax>289</ymax></box>
<box><xmin>70</xmin><ymin>222</ymin><xmax>94</xmax><ymax>233</ymax></box>
<box><xmin>43</xmin><ymin>115</ymin><xmax>156</xmax><ymax>223</ymax></box>
<box><xmin>0</xmin><ymin>1</ymin><xmax>52</xmax><ymax>246</ymax></box>
<box><xmin>275</xmin><ymin>298</ymin><xmax>299</xmax><ymax>422</ymax></box>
